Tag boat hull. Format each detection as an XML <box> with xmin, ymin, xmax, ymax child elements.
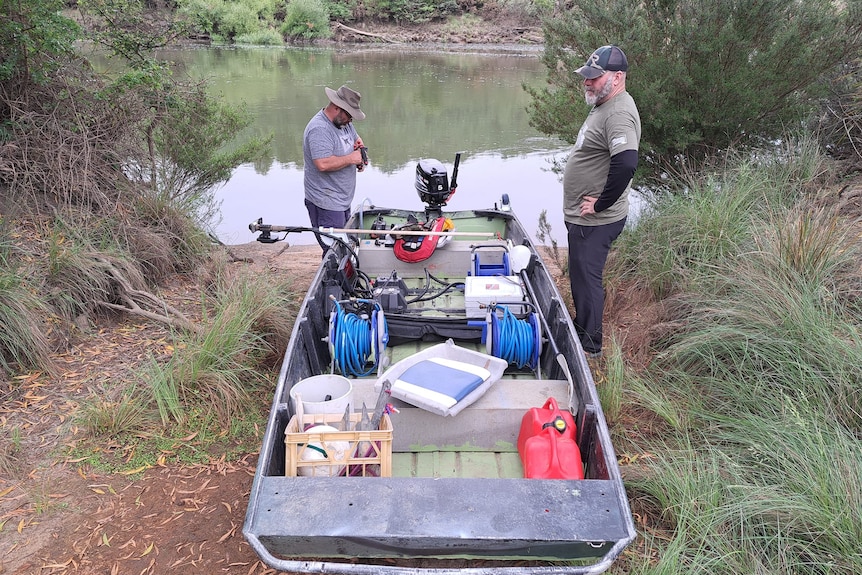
<box><xmin>243</xmin><ymin>203</ymin><xmax>636</xmax><ymax>574</ymax></box>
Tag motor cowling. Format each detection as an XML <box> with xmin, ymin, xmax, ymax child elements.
<box><xmin>415</xmin><ymin>159</ymin><xmax>451</xmax><ymax>209</ymax></box>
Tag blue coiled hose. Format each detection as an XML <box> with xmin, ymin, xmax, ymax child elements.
<box><xmin>492</xmin><ymin>306</ymin><xmax>539</xmax><ymax>370</ymax></box>
<box><xmin>331</xmin><ymin>299</ymin><xmax>387</xmax><ymax>377</ymax></box>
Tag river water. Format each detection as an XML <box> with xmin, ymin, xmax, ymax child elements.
<box><xmin>154</xmin><ymin>45</ymin><xmax>573</xmax><ymax>246</ymax></box>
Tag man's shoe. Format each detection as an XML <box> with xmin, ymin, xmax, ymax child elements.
<box><xmin>585</xmin><ymin>350</ymin><xmax>602</xmax><ymax>360</ymax></box>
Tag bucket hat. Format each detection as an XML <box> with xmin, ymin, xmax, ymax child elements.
<box><xmin>325</xmin><ymin>85</ymin><xmax>366</xmax><ymax>121</ymax></box>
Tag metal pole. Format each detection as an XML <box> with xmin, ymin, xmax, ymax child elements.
<box><xmin>319</xmin><ymin>227</ymin><xmax>499</xmax><ymax>238</ymax></box>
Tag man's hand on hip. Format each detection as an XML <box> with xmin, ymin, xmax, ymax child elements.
<box><xmin>580</xmin><ymin>195</ymin><xmax>598</xmax><ymax>216</ymax></box>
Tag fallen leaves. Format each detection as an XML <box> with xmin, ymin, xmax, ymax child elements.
<box><xmin>0</xmin><ymin>268</ymin><xmax>267</xmax><ymax>575</ymax></box>
<box><xmin>120</xmin><ymin>464</ymin><xmax>152</xmax><ymax>476</ymax></box>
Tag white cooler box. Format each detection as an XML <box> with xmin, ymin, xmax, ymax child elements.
<box><xmin>464</xmin><ymin>275</ymin><xmax>527</xmax><ymax>319</ymax></box>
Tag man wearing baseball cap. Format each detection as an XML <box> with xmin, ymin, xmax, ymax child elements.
<box><xmin>302</xmin><ymin>85</ymin><xmax>367</xmax><ymax>253</ymax></box>
<box><xmin>563</xmin><ymin>45</ymin><xmax>641</xmax><ymax>359</ymax></box>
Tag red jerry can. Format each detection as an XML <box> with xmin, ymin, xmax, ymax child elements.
<box><xmin>520</xmin><ymin>426</ymin><xmax>585</xmax><ymax>480</ymax></box>
<box><xmin>517</xmin><ymin>397</ymin><xmax>584</xmax><ymax>480</ymax></box>
<box><xmin>517</xmin><ymin>397</ymin><xmax>576</xmax><ymax>455</ymax></box>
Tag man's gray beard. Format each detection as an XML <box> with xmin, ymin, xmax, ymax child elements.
<box><xmin>584</xmin><ymin>79</ymin><xmax>614</xmax><ymax>105</ymax></box>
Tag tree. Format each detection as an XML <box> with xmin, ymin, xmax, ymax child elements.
<box><xmin>0</xmin><ymin>0</ymin><xmax>271</xmax><ymax>367</ymax></box>
<box><xmin>0</xmin><ymin>0</ymin><xmax>80</xmax><ymax>135</ymax></box>
<box><xmin>528</xmin><ymin>0</ymin><xmax>862</xmax><ymax>167</ymax></box>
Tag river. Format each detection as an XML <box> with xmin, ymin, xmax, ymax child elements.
<box><xmin>153</xmin><ymin>45</ymin><xmax>573</xmax><ymax>246</ymax></box>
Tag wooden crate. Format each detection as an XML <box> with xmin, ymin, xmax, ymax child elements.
<box><xmin>285</xmin><ymin>413</ymin><xmax>393</xmax><ymax>478</ymax></box>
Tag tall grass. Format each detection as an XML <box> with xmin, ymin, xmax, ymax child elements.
<box><xmin>0</xmin><ymin>226</ymin><xmax>54</xmax><ymax>373</ymax></box>
<box><xmin>143</xmin><ymin>269</ymin><xmax>296</xmax><ymax>426</ymax></box>
<box><xmin>612</xmin><ymin>137</ymin><xmax>862</xmax><ymax>574</ymax></box>
<box><xmin>75</xmin><ymin>268</ymin><xmax>298</xmax><ymax>468</ymax></box>
<box><xmin>78</xmin><ymin>384</ymin><xmax>152</xmax><ymax>438</ymax></box>
<box><xmin>595</xmin><ymin>339</ymin><xmax>624</xmax><ymax>423</ymax></box>
<box><xmin>609</xmin><ymin>138</ymin><xmax>825</xmax><ymax>300</ymax></box>
<box><xmin>45</xmin><ymin>221</ymin><xmax>122</xmax><ymax>320</ymax></box>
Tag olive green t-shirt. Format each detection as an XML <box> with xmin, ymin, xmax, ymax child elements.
<box><xmin>563</xmin><ymin>91</ymin><xmax>641</xmax><ymax>226</ymax></box>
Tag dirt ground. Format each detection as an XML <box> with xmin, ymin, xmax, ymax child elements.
<box><xmin>0</xmin><ymin>239</ymin><xmax>599</xmax><ymax>575</ymax></box>
<box><xmin>330</xmin><ymin>18</ymin><xmax>544</xmax><ymax>46</ymax></box>
<box><xmin>0</xmin><ymin>243</ymin><xmax>324</xmax><ymax>575</ymax></box>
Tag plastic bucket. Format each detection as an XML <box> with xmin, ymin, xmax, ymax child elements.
<box><xmin>290</xmin><ymin>374</ymin><xmax>353</xmax><ymax>415</ymax></box>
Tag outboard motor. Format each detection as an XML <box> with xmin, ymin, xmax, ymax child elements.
<box><xmin>415</xmin><ymin>159</ymin><xmax>451</xmax><ymax>208</ymax></box>
<box><xmin>415</xmin><ymin>153</ymin><xmax>460</xmax><ymax>219</ymax></box>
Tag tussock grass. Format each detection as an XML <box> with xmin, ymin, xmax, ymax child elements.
<box><xmin>0</xmin><ymin>426</ymin><xmax>23</xmax><ymax>477</ymax></box>
<box><xmin>79</xmin><ymin>384</ymin><xmax>153</xmax><ymax>438</ymax></box>
<box><xmin>73</xmin><ymin>269</ymin><xmax>298</xmax><ymax>470</ymax></box>
<box><xmin>615</xmin><ymin>138</ymin><xmax>862</xmax><ymax>574</ymax></box>
<box><xmin>610</xmin><ymin>136</ymin><xmax>825</xmax><ymax>300</ymax></box>
<box><xmin>0</xmin><ymin>228</ymin><xmax>54</xmax><ymax>373</ymax></box>
<box><xmin>595</xmin><ymin>339</ymin><xmax>624</xmax><ymax>423</ymax></box>
<box><xmin>145</xmin><ymin>269</ymin><xmax>297</xmax><ymax>427</ymax></box>
<box><xmin>46</xmin><ymin>225</ymin><xmax>124</xmax><ymax>319</ymax></box>
<box><xmin>0</xmin><ymin>272</ymin><xmax>54</xmax><ymax>373</ymax></box>
<box><xmin>130</xmin><ymin>188</ymin><xmax>214</xmax><ymax>273</ymax></box>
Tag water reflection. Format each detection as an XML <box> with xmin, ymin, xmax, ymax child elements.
<box><xmin>217</xmin><ymin>151</ymin><xmax>567</xmax><ymax>246</ymax></box>
<box><xmin>154</xmin><ymin>46</ymin><xmax>572</xmax><ymax>245</ymax></box>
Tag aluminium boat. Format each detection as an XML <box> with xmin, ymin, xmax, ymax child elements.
<box><xmin>242</xmin><ymin>156</ymin><xmax>636</xmax><ymax>574</ymax></box>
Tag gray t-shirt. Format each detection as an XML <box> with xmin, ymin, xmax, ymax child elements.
<box><xmin>303</xmin><ymin>109</ymin><xmax>360</xmax><ymax>211</ymax></box>
<box><xmin>563</xmin><ymin>91</ymin><xmax>641</xmax><ymax>226</ymax></box>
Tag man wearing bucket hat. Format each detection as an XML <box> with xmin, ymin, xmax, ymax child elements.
<box><xmin>563</xmin><ymin>45</ymin><xmax>641</xmax><ymax>359</ymax></box>
<box><xmin>303</xmin><ymin>85</ymin><xmax>367</xmax><ymax>253</ymax></box>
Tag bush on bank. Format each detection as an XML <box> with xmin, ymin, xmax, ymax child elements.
<box><xmin>0</xmin><ymin>0</ymin><xmax>275</xmax><ymax>459</ymax></box>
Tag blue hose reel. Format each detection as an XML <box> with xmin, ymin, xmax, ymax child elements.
<box><xmin>469</xmin><ymin>245</ymin><xmax>541</xmax><ymax>370</ymax></box>
<box><xmin>328</xmin><ymin>298</ymin><xmax>389</xmax><ymax>377</ymax></box>
<box><xmin>486</xmin><ymin>305</ymin><xmax>541</xmax><ymax>370</ymax></box>
<box><xmin>470</xmin><ymin>245</ymin><xmax>511</xmax><ymax>276</ymax></box>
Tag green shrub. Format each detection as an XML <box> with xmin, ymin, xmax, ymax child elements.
<box><xmin>179</xmin><ymin>0</ymin><xmax>283</xmax><ymax>41</ymax></box>
<box><xmin>0</xmin><ymin>0</ymin><xmax>80</xmax><ymax>90</ymax></box>
<box><xmin>219</xmin><ymin>1</ymin><xmax>263</xmax><ymax>39</ymax></box>
<box><xmin>235</xmin><ymin>27</ymin><xmax>285</xmax><ymax>45</ymax></box>
<box><xmin>177</xmin><ymin>0</ymin><xmax>224</xmax><ymax>36</ymax></box>
<box><xmin>530</xmin><ymin>0</ymin><xmax>862</xmax><ymax>165</ymax></box>
<box><xmin>497</xmin><ymin>0</ymin><xmax>553</xmax><ymax>19</ymax></box>
<box><xmin>282</xmin><ymin>0</ymin><xmax>332</xmax><ymax>40</ymax></box>
<box><xmin>365</xmin><ymin>0</ymin><xmax>458</xmax><ymax>24</ymax></box>
<box><xmin>325</xmin><ymin>0</ymin><xmax>356</xmax><ymax>22</ymax></box>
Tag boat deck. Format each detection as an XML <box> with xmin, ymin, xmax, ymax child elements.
<box><xmin>350</xmin><ymin>376</ymin><xmax>572</xmax><ymax>480</ymax></box>
<box><xmin>392</xmin><ymin>450</ymin><xmax>523</xmax><ymax>478</ymax></box>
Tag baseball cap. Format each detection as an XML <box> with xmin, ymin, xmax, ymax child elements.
<box><xmin>575</xmin><ymin>45</ymin><xmax>629</xmax><ymax>80</ymax></box>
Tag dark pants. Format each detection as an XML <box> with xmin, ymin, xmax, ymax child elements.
<box><xmin>305</xmin><ymin>199</ymin><xmax>351</xmax><ymax>254</ymax></box>
<box><xmin>566</xmin><ymin>218</ymin><xmax>626</xmax><ymax>354</ymax></box>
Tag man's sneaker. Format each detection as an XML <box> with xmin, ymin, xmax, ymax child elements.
<box><xmin>585</xmin><ymin>350</ymin><xmax>602</xmax><ymax>360</ymax></box>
